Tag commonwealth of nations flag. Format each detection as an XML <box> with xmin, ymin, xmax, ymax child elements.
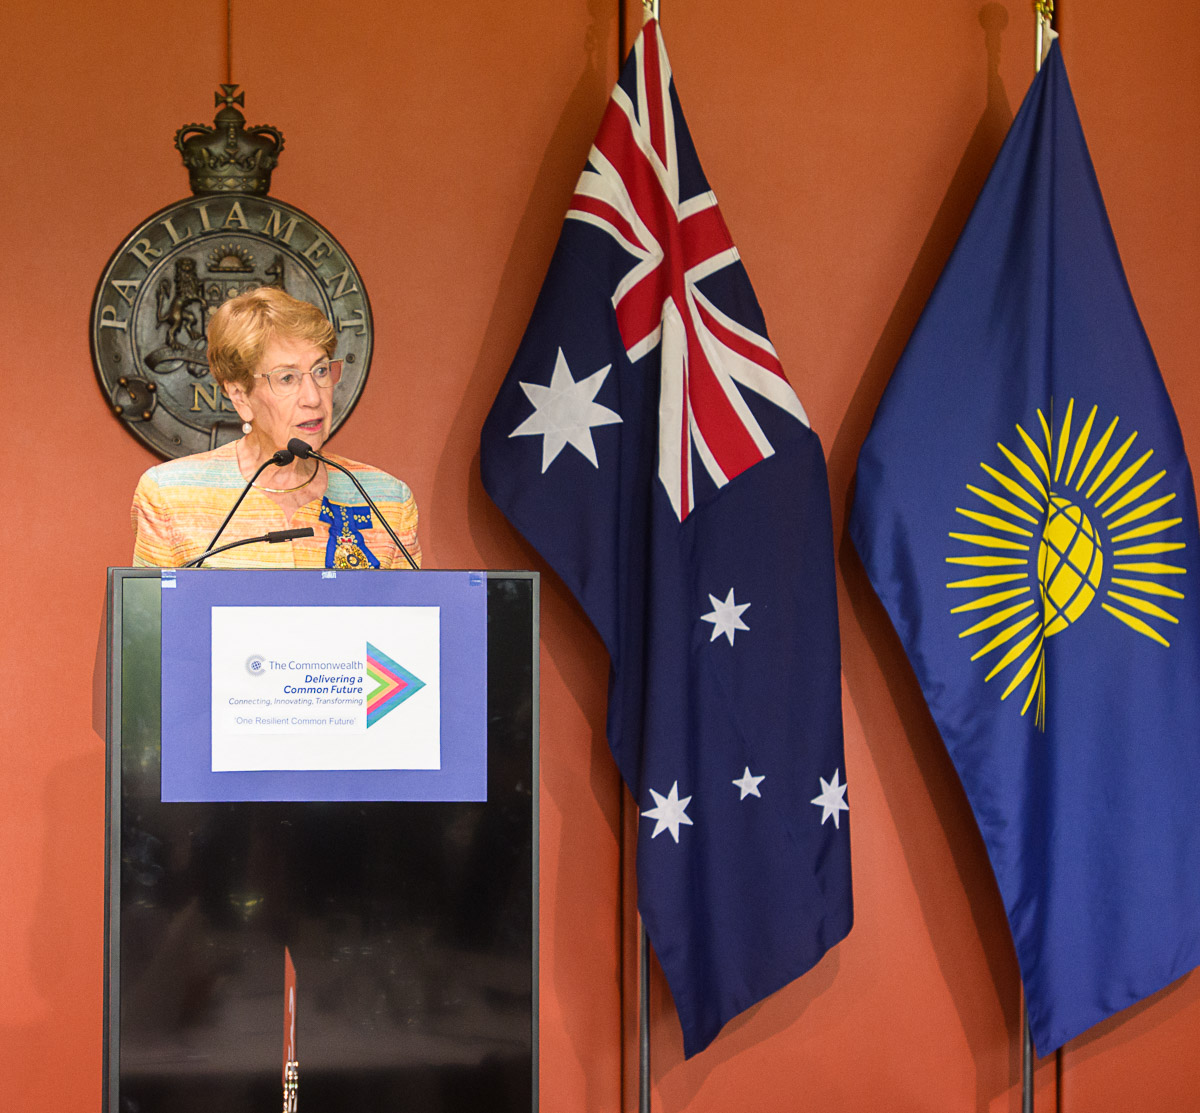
<box><xmin>852</xmin><ymin>43</ymin><xmax>1200</xmax><ymax>1053</ymax></box>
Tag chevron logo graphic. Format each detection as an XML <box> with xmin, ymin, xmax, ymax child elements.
<box><xmin>366</xmin><ymin>642</ymin><xmax>425</xmax><ymax>727</ymax></box>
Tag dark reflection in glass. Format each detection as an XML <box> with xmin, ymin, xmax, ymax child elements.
<box><xmin>109</xmin><ymin>573</ymin><xmax>536</xmax><ymax>1112</ymax></box>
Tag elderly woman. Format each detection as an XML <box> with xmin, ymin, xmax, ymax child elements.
<box><xmin>131</xmin><ymin>287</ymin><xmax>421</xmax><ymax>569</ymax></box>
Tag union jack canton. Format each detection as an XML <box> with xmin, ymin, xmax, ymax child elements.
<box><xmin>481</xmin><ymin>19</ymin><xmax>852</xmax><ymax>1057</ymax></box>
<box><xmin>567</xmin><ymin>23</ymin><xmax>810</xmax><ymax>521</ymax></box>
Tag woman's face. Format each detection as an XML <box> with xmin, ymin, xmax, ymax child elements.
<box><xmin>228</xmin><ymin>335</ymin><xmax>336</xmax><ymax>453</ymax></box>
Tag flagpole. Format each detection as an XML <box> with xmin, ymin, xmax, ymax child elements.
<box><xmin>639</xmin><ymin>919</ymin><xmax>651</xmax><ymax>1113</ymax></box>
<box><xmin>1024</xmin><ymin>13</ymin><xmax>1055</xmax><ymax>1105</ymax></box>
<box><xmin>1019</xmin><ymin>22</ymin><xmax>1056</xmax><ymax>1113</ymax></box>
<box><xmin>625</xmin><ymin>786</ymin><xmax>651</xmax><ymax>1113</ymax></box>
<box><xmin>1017</xmin><ymin>19</ymin><xmax>1056</xmax><ymax>1113</ymax></box>
<box><xmin>635</xmin><ymin>10</ymin><xmax>654</xmax><ymax>1104</ymax></box>
<box><xmin>633</xmin><ymin>2</ymin><xmax>656</xmax><ymax>1101</ymax></box>
<box><xmin>1022</xmin><ymin>1004</ymin><xmax>1034</xmax><ymax>1113</ymax></box>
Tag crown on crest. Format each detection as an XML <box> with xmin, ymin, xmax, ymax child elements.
<box><xmin>175</xmin><ymin>86</ymin><xmax>285</xmax><ymax>196</ymax></box>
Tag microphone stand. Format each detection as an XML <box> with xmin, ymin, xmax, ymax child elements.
<box><xmin>287</xmin><ymin>439</ymin><xmax>420</xmax><ymax>570</ymax></box>
<box><xmin>196</xmin><ymin>447</ymin><xmax>298</xmax><ymax>568</ymax></box>
<box><xmin>182</xmin><ymin>528</ymin><xmax>315</xmax><ymax>569</ymax></box>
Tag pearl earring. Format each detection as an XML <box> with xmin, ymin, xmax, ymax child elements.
<box><xmin>242</xmin><ymin>421</ymin><xmax>253</xmax><ymax>435</ymax></box>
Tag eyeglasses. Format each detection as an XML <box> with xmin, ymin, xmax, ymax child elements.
<box><xmin>254</xmin><ymin>359</ymin><xmax>343</xmax><ymax>397</ymax></box>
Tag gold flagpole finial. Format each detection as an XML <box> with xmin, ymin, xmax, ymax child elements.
<box><xmin>643</xmin><ymin>0</ymin><xmax>660</xmax><ymax>24</ymax></box>
<box><xmin>1035</xmin><ymin>0</ymin><xmax>1056</xmax><ymax>72</ymax></box>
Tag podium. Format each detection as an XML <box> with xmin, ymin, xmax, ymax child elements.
<box><xmin>103</xmin><ymin>568</ymin><xmax>539</xmax><ymax>1112</ymax></box>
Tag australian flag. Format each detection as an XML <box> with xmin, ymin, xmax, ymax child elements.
<box><xmin>481</xmin><ymin>20</ymin><xmax>851</xmax><ymax>1057</ymax></box>
<box><xmin>851</xmin><ymin>41</ymin><xmax>1200</xmax><ymax>1053</ymax></box>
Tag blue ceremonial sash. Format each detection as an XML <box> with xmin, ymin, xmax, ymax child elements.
<box><xmin>320</xmin><ymin>499</ymin><xmax>379</xmax><ymax>569</ymax></box>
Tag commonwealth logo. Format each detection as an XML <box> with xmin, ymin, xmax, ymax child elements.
<box><xmin>947</xmin><ymin>399</ymin><xmax>1187</xmax><ymax>727</ymax></box>
<box><xmin>365</xmin><ymin>643</ymin><xmax>425</xmax><ymax>727</ymax></box>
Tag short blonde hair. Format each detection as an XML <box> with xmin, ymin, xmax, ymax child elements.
<box><xmin>207</xmin><ymin>287</ymin><xmax>336</xmax><ymax>392</ymax></box>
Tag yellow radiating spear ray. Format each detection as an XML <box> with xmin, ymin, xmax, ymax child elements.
<box><xmin>966</xmin><ymin>484</ymin><xmax>1041</xmax><ymax>524</ymax></box>
<box><xmin>1109</xmin><ymin>577</ymin><xmax>1184</xmax><ymax>599</ymax></box>
<box><xmin>1075</xmin><ymin>415</ymin><xmax>1119</xmax><ymax>491</ymax></box>
<box><xmin>969</xmin><ymin>613</ymin><xmax>1039</xmax><ymax>661</ymax></box>
<box><xmin>1001</xmin><ymin>631</ymin><xmax>1044</xmax><ymax>700</ymax></box>
<box><xmin>998</xmin><ymin>443</ymin><xmax>1049</xmax><ymax>502</ymax></box>
<box><xmin>1108</xmin><ymin>492</ymin><xmax>1175</xmax><ymax>530</ymax></box>
<box><xmin>1037</xmin><ymin>409</ymin><xmax>1054</xmax><ymax>464</ymax></box>
<box><xmin>1096</xmin><ymin>448</ymin><xmax>1154</xmax><ymax>508</ymax></box>
<box><xmin>1106</xmin><ymin>592</ymin><xmax>1179</xmax><ymax>625</ymax></box>
<box><xmin>1064</xmin><ymin>403</ymin><xmax>1095</xmax><ymax>487</ymax></box>
<box><xmin>979</xmin><ymin>464</ymin><xmax>1046</xmax><ymax>514</ymax></box>
<box><xmin>948</xmin><ymin>532</ymin><xmax>1030</xmax><ymax>551</ymax></box>
<box><xmin>951</xmin><ymin>588</ymin><xmax>1031</xmax><ymax>613</ymax></box>
<box><xmin>1022</xmin><ymin>655</ymin><xmax>1044</xmax><ymax>716</ymax></box>
<box><xmin>1016</xmin><ymin>424</ymin><xmax>1052</xmax><ymax>487</ymax></box>
<box><xmin>984</xmin><ymin>628</ymin><xmax>1041</xmax><ymax>683</ymax></box>
<box><xmin>1053</xmin><ymin>398</ymin><xmax>1075</xmax><ymax>483</ymax></box>
<box><xmin>955</xmin><ymin>507</ymin><xmax>1035</xmax><ymax>536</ymax></box>
<box><xmin>946</xmin><ymin>555</ymin><xmax>1028</xmax><ymax>567</ymax></box>
<box><xmin>1113</xmin><ymin>542</ymin><xmax>1185</xmax><ymax>556</ymax></box>
<box><xmin>959</xmin><ymin>599</ymin><xmax>1036</xmax><ymax>638</ymax></box>
<box><xmin>947</xmin><ymin>572</ymin><xmax>1029</xmax><ymax>589</ymax></box>
<box><xmin>1085</xmin><ymin>431</ymin><xmax>1137</xmax><ymax>499</ymax></box>
<box><xmin>1022</xmin><ymin>652</ymin><xmax>1046</xmax><ymax>724</ymax></box>
<box><xmin>1103</xmin><ymin>470</ymin><xmax>1166</xmax><ymax>520</ymax></box>
<box><xmin>1102</xmin><ymin>604</ymin><xmax>1171</xmax><ymax>647</ymax></box>
<box><xmin>1111</xmin><ymin>518</ymin><xmax>1183</xmax><ymax>543</ymax></box>
<box><xmin>1113</xmin><ymin>561</ymin><xmax>1185</xmax><ymax>575</ymax></box>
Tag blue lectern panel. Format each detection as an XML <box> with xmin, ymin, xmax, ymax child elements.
<box><xmin>160</xmin><ymin>570</ymin><xmax>488</xmax><ymax>802</ymax></box>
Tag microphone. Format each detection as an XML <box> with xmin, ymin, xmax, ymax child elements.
<box><xmin>195</xmin><ymin>447</ymin><xmax>297</xmax><ymax>568</ymax></box>
<box><xmin>287</xmin><ymin>439</ymin><xmax>420</xmax><ymax>570</ymax></box>
<box><xmin>182</xmin><ymin>527</ymin><xmax>315</xmax><ymax>568</ymax></box>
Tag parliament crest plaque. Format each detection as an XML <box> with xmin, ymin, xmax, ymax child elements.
<box><xmin>91</xmin><ymin>87</ymin><xmax>372</xmax><ymax>459</ymax></box>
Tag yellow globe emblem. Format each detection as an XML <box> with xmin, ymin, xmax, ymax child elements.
<box><xmin>1037</xmin><ymin>496</ymin><xmax>1103</xmax><ymax>636</ymax></box>
<box><xmin>946</xmin><ymin>398</ymin><xmax>1187</xmax><ymax>729</ymax></box>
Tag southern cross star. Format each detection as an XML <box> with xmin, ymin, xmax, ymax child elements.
<box><xmin>811</xmin><ymin>769</ymin><xmax>849</xmax><ymax>829</ymax></box>
<box><xmin>732</xmin><ymin>766</ymin><xmax>765</xmax><ymax>800</ymax></box>
<box><xmin>642</xmin><ymin>781</ymin><xmax>694</xmax><ymax>843</ymax></box>
<box><xmin>509</xmin><ymin>348</ymin><xmax>622</xmax><ymax>473</ymax></box>
<box><xmin>700</xmin><ymin>587</ymin><xmax>750</xmax><ymax>646</ymax></box>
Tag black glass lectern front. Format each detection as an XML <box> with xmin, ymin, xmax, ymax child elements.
<box><xmin>103</xmin><ymin>569</ymin><xmax>538</xmax><ymax>1112</ymax></box>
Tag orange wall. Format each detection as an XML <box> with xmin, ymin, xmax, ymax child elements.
<box><xmin>2</xmin><ymin>1</ymin><xmax>1198</xmax><ymax>1110</ymax></box>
